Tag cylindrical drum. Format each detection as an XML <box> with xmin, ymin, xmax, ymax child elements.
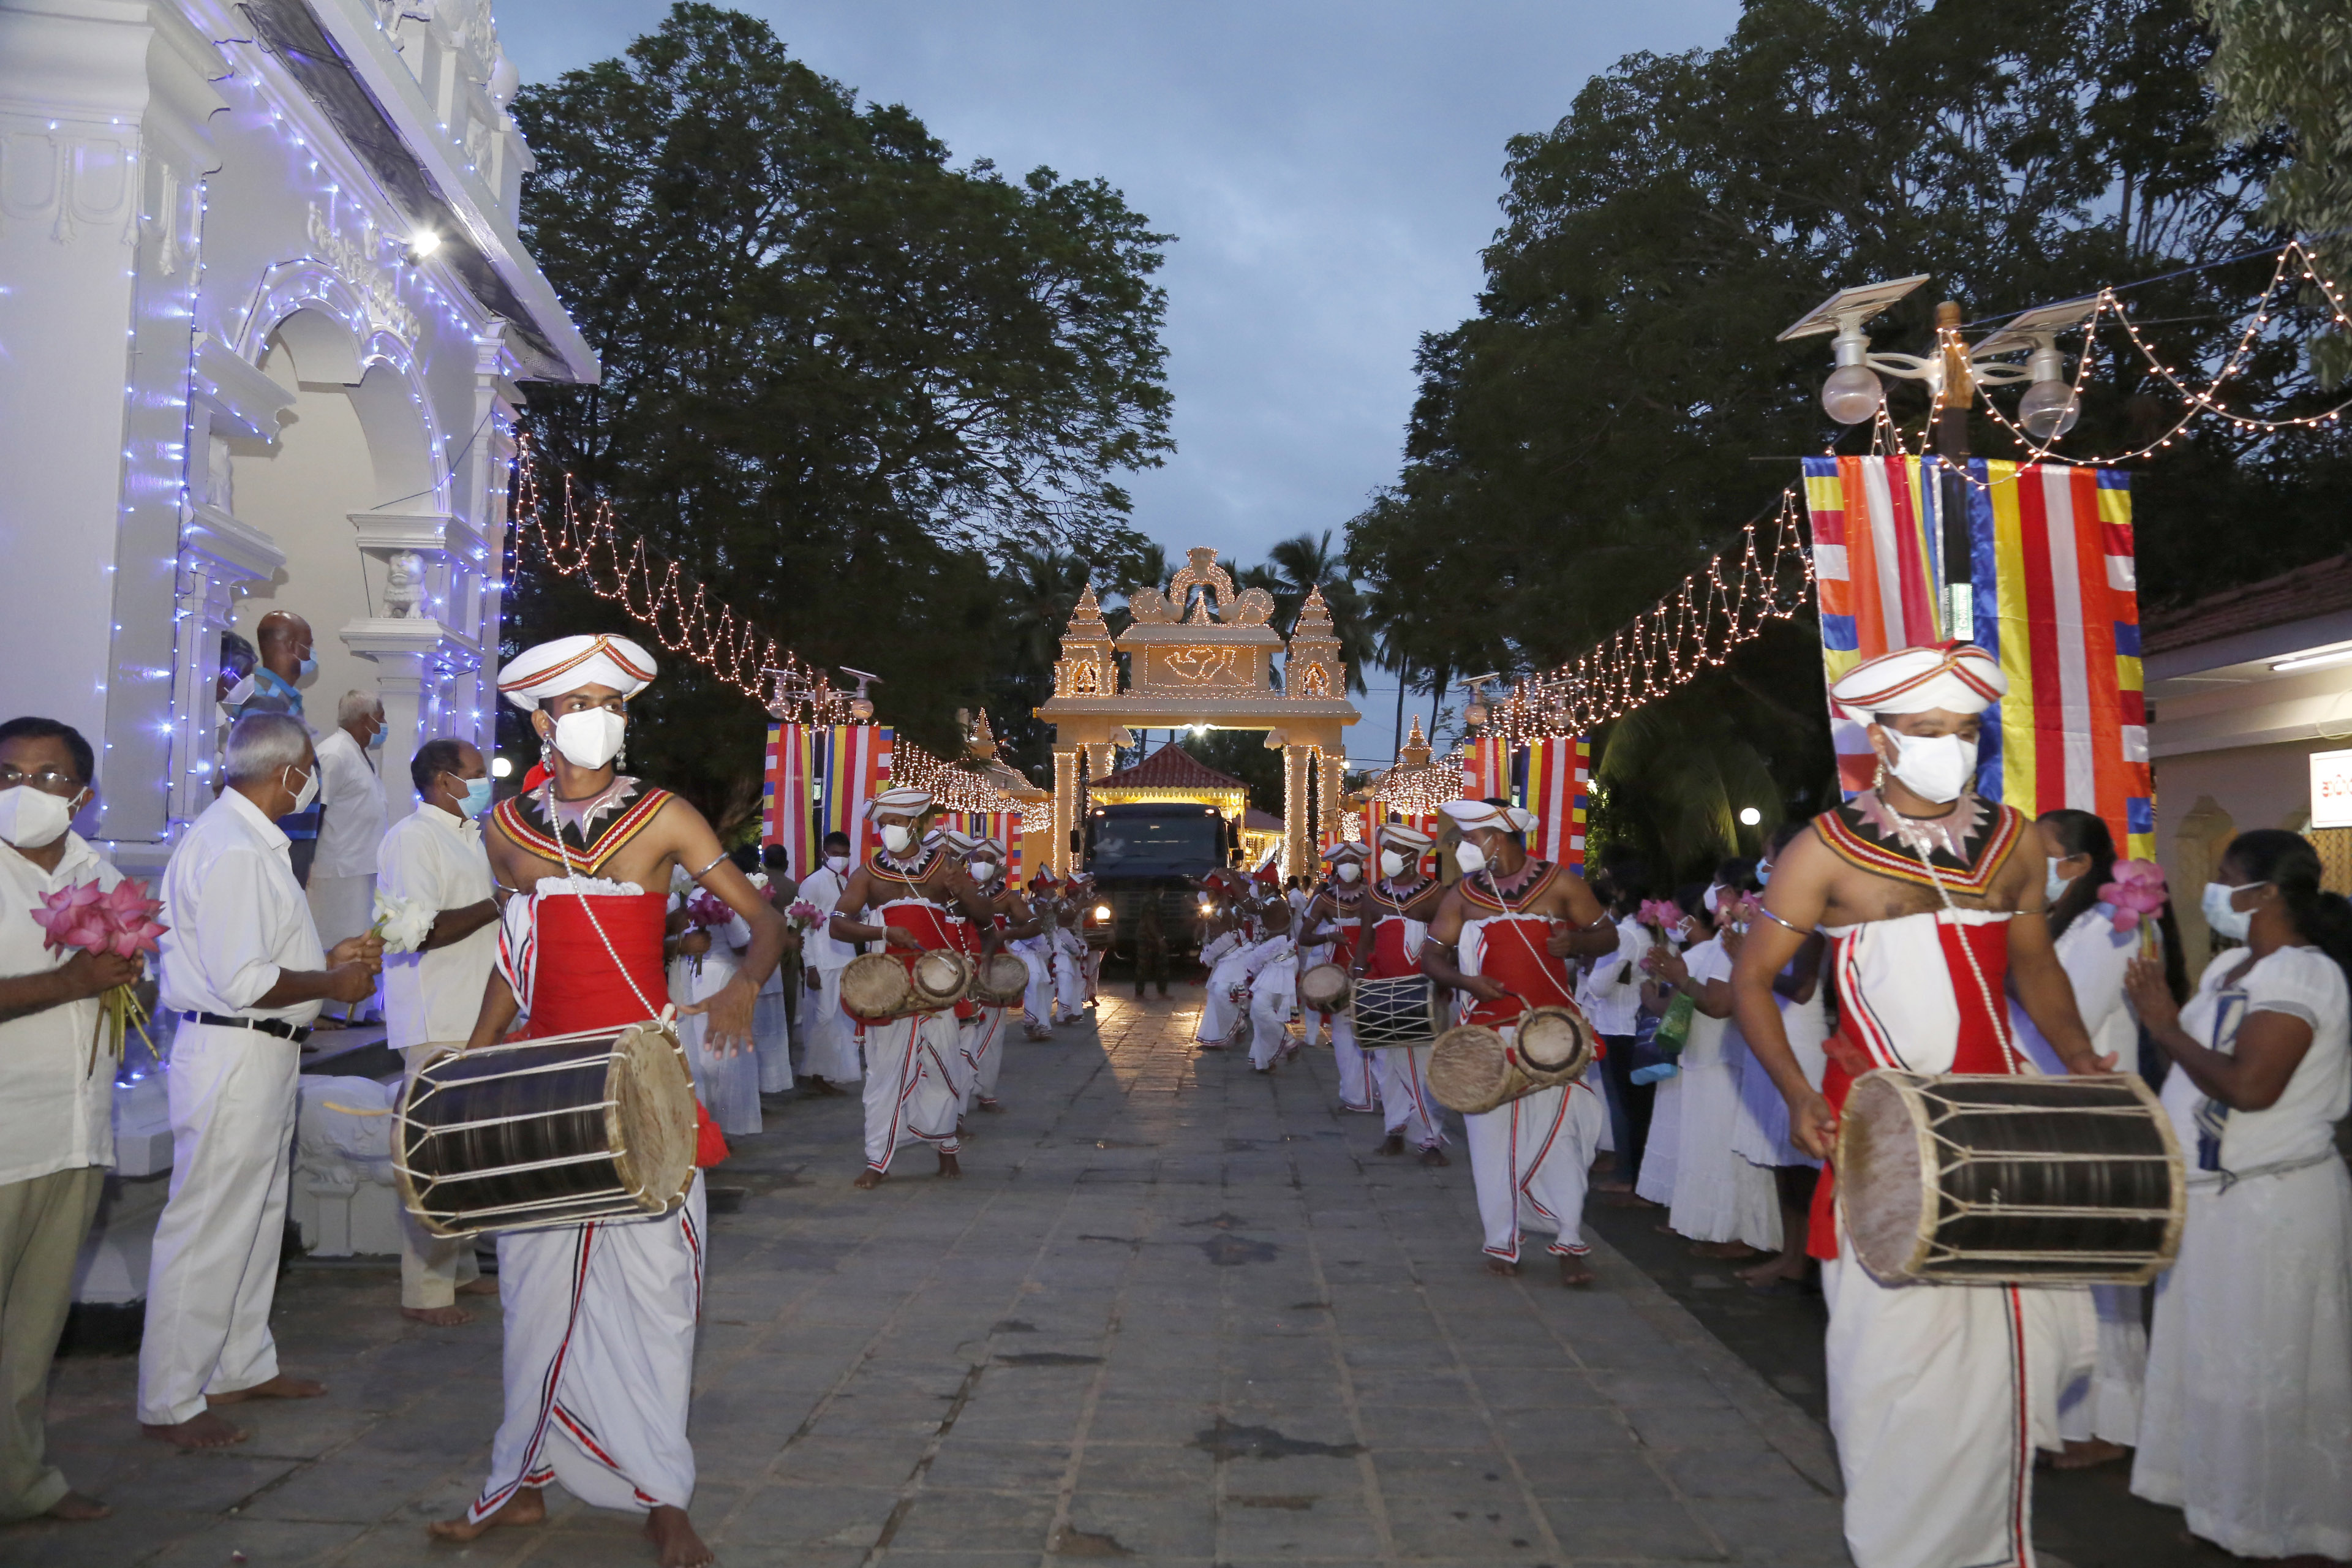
<box><xmin>910</xmin><ymin>948</ymin><xmax>971</xmax><ymax>1009</ymax></box>
<box><xmin>394</xmin><ymin>1021</ymin><xmax>696</xmax><ymax>1238</ymax></box>
<box><xmin>1352</xmin><ymin>976</ymin><xmax>1438</xmax><ymax>1047</ymax></box>
<box><xmin>1428</xmin><ymin>1017</ymin><xmax>1588</xmax><ymax>1115</ymax></box>
<box><xmin>840</xmin><ymin>952</ymin><xmax>916</xmax><ymax>1020</ymax></box>
<box><xmin>970</xmin><ymin>951</ymin><xmax>1030</xmax><ymax>1007</ymax></box>
<box><xmin>1837</xmin><ymin>1069</ymin><xmax>2187</xmax><ymax>1287</ymax></box>
<box><xmin>1516</xmin><ymin>1006</ymin><xmax>1595</xmax><ymax>1076</ymax></box>
<box><xmin>1297</xmin><ymin>963</ymin><xmax>1352</xmax><ymax>1015</ymax></box>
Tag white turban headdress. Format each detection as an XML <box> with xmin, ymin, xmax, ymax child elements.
<box><xmin>497</xmin><ymin>634</ymin><xmax>658</xmax><ymax>710</ymax></box>
<box><xmin>1828</xmin><ymin>641</ymin><xmax>2007</xmax><ymax>720</ymax></box>
<box><xmin>1441</xmin><ymin>799</ymin><xmax>1537</xmax><ymax>836</ymax></box>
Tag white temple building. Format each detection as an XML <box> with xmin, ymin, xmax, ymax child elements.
<box><xmin>0</xmin><ymin>0</ymin><xmax>595</xmax><ymax>875</ymax></box>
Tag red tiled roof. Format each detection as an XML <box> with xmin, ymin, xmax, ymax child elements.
<box><xmin>2142</xmin><ymin>552</ymin><xmax>2352</xmax><ymax>655</ymax></box>
<box><xmin>1089</xmin><ymin>745</ymin><xmax>1245</xmax><ymax>793</ymax></box>
<box><xmin>1243</xmin><ymin>808</ymin><xmax>1283</xmax><ymax>831</ymax></box>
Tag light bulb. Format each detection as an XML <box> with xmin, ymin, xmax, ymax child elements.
<box><xmin>1738</xmin><ymin>806</ymin><xmax>1762</xmax><ymax>826</ymax></box>
<box><xmin>490</xmin><ymin>756</ymin><xmax>513</xmax><ymax>778</ymax></box>
<box><xmin>850</xmin><ymin>697</ymin><xmax>875</xmax><ymax>722</ymax></box>
<box><xmin>1820</xmin><ymin>364</ymin><xmax>1884</xmax><ymax>424</ymax></box>
<box><xmin>2018</xmin><ymin>378</ymin><xmax>2080</xmax><ymax>440</ymax></box>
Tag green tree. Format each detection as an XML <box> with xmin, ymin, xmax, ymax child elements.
<box><xmin>508</xmin><ymin>3</ymin><xmax>1172</xmax><ymax>823</ymax></box>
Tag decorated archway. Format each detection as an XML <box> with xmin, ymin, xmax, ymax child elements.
<box><xmin>1035</xmin><ymin>546</ymin><xmax>1359</xmax><ymax>876</ymax></box>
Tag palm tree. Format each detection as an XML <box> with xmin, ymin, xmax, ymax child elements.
<box><xmin>1001</xmin><ymin>546</ymin><xmax>1092</xmax><ymax>676</ymax></box>
<box><xmin>1262</xmin><ymin>530</ymin><xmax>1373</xmax><ymax>695</ymax></box>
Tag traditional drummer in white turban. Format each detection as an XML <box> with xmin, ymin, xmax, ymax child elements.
<box><xmin>1359</xmin><ymin>822</ymin><xmax>1450</xmax><ymax>1162</ymax></box>
<box><xmin>432</xmin><ymin>632</ymin><xmax>788</xmax><ymax>1568</ymax></box>
<box><xmin>1299</xmin><ymin>840</ymin><xmax>1377</xmax><ymax>1106</ymax></box>
<box><xmin>1726</xmin><ymin>640</ymin><xmax>2109</xmax><ymax>1568</ymax></box>
<box><xmin>825</xmin><ymin>786</ymin><xmax>1002</xmax><ymax>1186</ymax></box>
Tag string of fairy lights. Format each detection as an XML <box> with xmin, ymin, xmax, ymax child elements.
<box><xmin>890</xmin><ymin>736</ymin><xmax>1031</xmax><ymax>814</ymax></box>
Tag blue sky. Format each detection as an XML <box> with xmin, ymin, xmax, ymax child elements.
<box><xmin>492</xmin><ymin>0</ymin><xmax>1747</xmax><ymax>761</ymax></box>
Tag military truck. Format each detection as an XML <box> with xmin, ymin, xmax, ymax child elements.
<box><xmin>1080</xmin><ymin>802</ymin><xmax>1232</xmax><ymax>964</ymax></box>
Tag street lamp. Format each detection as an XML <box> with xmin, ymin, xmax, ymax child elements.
<box><xmin>840</xmin><ymin>666</ymin><xmax>881</xmax><ymax>723</ymax></box>
<box><xmin>1458</xmin><ymin>671</ymin><xmax>1502</xmax><ymax>729</ymax></box>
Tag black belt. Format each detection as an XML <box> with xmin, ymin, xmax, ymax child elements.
<box><xmin>180</xmin><ymin>1010</ymin><xmax>312</xmax><ymax>1043</ymax></box>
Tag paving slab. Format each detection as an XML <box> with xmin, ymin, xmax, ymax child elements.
<box><xmin>10</xmin><ymin>993</ymin><xmax>1845</xmax><ymax>1566</ymax></box>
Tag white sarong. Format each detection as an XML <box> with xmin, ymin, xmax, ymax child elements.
<box><xmin>1378</xmin><ymin>1043</ymin><xmax>1445</xmax><ymax>1150</ymax></box>
<box><xmin>961</xmin><ymin>1004</ymin><xmax>1011</xmax><ymax>1110</ymax></box>
<box><xmin>1464</xmin><ymin>1056</ymin><xmax>1604</xmax><ymax>1264</ymax></box>
<box><xmin>804</xmin><ymin>964</ymin><xmax>861</xmax><ymax>1084</ymax></box>
<box><xmin>860</xmin><ymin>1008</ymin><xmax>963</xmax><ymax>1173</ymax></box>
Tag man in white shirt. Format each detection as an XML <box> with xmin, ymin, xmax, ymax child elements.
<box><xmin>797</xmin><ymin>831</ymin><xmax>861</xmax><ymax>1092</ymax></box>
<box><xmin>307</xmin><ymin>690</ymin><xmax>388</xmax><ymax>1024</ymax></box>
<box><xmin>0</xmin><ymin>718</ymin><xmax>138</xmax><ymax>1523</ymax></box>
<box><xmin>138</xmin><ymin>714</ymin><xmax>383</xmax><ymax>1450</ymax></box>
<box><xmin>376</xmin><ymin>737</ymin><xmax>502</xmax><ymax>1326</ymax></box>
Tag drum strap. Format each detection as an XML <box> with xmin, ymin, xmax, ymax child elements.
<box><xmin>2196</xmin><ymin>1148</ymin><xmax>2335</xmax><ymax>1193</ymax></box>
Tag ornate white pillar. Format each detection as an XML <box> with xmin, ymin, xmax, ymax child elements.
<box><xmin>341</xmin><ymin>617</ymin><xmax>479</xmax><ymax>824</ymax></box>
<box><xmin>1282</xmin><ymin>744</ymin><xmax>1313</xmax><ymax>880</ymax></box>
<box><xmin>1050</xmin><ymin>746</ymin><xmax>1081</xmax><ymax>878</ymax></box>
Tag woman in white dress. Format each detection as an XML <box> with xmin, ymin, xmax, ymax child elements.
<box><xmin>669</xmin><ymin>895</ymin><xmax>763</xmax><ymax>1137</ymax></box>
<box><xmin>2008</xmin><ymin>809</ymin><xmax>2144</xmax><ymax>1469</ymax></box>
<box><xmin>2124</xmin><ymin>829</ymin><xmax>2352</xmax><ymax>1562</ymax></box>
<box><xmin>1734</xmin><ymin>824</ymin><xmax>1828</xmax><ymax>1291</ymax></box>
<box><xmin>1632</xmin><ymin>889</ymin><xmax>1702</xmax><ymax>1210</ymax></box>
<box><xmin>1646</xmin><ymin>872</ymin><xmax>1779</xmax><ymax>1258</ymax></box>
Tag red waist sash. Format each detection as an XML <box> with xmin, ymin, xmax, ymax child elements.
<box><xmin>1462</xmin><ymin>915</ymin><xmax>1580</xmax><ymax>1030</ymax></box>
<box><xmin>1365</xmin><ymin>918</ymin><xmax>1417</xmax><ymax>980</ymax></box>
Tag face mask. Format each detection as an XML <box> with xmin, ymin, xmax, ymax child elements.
<box><xmin>825</xmin><ymin>854</ymin><xmax>849</xmax><ymax>873</ymax></box>
<box><xmin>0</xmin><ymin>785</ymin><xmax>80</xmax><ymax>848</ymax></box>
<box><xmin>223</xmin><ymin>673</ymin><xmax>256</xmax><ymax>708</ymax></box>
<box><xmin>1454</xmin><ymin>841</ymin><xmax>1488</xmax><ymax>875</ymax></box>
<box><xmin>2201</xmin><ymin>880</ymin><xmax>2264</xmax><ymax>942</ymax></box>
<box><xmin>551</xmin><ymin>708</ymin><xmax>626</xmax><ymax>769</ymax></box>
<box><xmin>285</xmin><ymin>763</ymin><xmax>319</xmax><ymax>813</ymax></box>
<box><xmin>1336</xmin><ymin>862</ymin><xmax>1360</xmax><ymax>883</ymax></box>
<box><xmin>1380</xmin><ymin>850</ymin><xmax>1409</xmax><ymax>880</ymax></box>
<box><xmin>880</xmin><ymin>823</ymin><xmax>914</xmax><ymax>855</ymax></box>
<box><xmin>297</xmin><ymin>655</ymin><xmax>317</xmax><ymax>680</ymax></box>
<box><xmin>1880</xmin><ymin>728</ymin><xmax>1978</xmax><ymax>804</ymax></box>
<box><xmin>366</xmin><ymin>724</ymin><xmax>385</xmax><ymax>749</ymax></box>
<box><xmin>2045</xmin><ymin>856</ymin><xmax>2075</xmax><ymax>905</ymax></box>
<box><xmin>1755</xmin><ymin>857</ymin><xmax>1771</xmax><ymax>888</ymax></box>
<box><xmin>969</xmin><ymin>859</ymin><xmax>997</xmax><ymax>883</ymax></box>
<box><xmin>452</xmin><ymin>776</ymin><xmax>493</xmax><ymax>818</ymax></box>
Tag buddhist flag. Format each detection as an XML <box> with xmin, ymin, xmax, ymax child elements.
<box><xmin>760</xmin><ymin>722</ymin><xmax>816</xmax><ymax>873</ymax></box>
<box><xmin>818</xmin><ymin>724</ymin><xmax>894</xmax><ymax>861</ymax></box>
<box><xmin>1461</xmin><ymin>736</ymin><xmax>1508</xmax><ymax>801</ymax></box>
<box><xmin>1803</xmin><ymin>455</ymin><xmax>1947</xmax><ymax>794</ymax></box>
<box><xmin>1515</xmin><ymin>736</ymin><xmax>1591</xmax><ymax>872</ymax></box>
<box><xmin>1967</xmin><ymin>461</ymin><xmax>2152</xmax><ymax>861</ymax></box>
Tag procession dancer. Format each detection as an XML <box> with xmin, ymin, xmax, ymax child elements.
<box><xmin>1420</xmin><ymin>799</ymin><xmax>1619</xmax><ymax>1285</ymax></box>
<box><xmin>1014</xmin><ymin>870</ymin><xmax>1060</xmax><ymax>1039</ymax></box>
<box><xmin>795</xmin><ymin>832</ymin><xmax>861</xmax><ymax>1095</ymax></box>
<box><xmin>1052</xmin><ymin>880</ymin><xmax>1090</xmax><ymax>1023</ymax></box>
<box><xmin>1243</xmin><ymin>899</ymin><xmax>1301</xmax><ymax>1072</ymax></box>
<box><xmin>1194</xmin><ymin>911</ymin><xmax>1250</xmax><ymax>1050</ymax></box>
<box><xmin>1357</xmin><ymin>824</ymin><xmax>1449</xmax><ymax>1164</ymax></box>
<box><xmin>1729</xmin><ymin>642</ymin><xmax>2111</xmax><ymax>1568</ymax></box>
<box><xmin>431</xmin><ymin>635</ymin><xmax>788</xmax><ymax>1568</ymax></box>
<box><xmin>960</xmin><ymin>836</ymin><xmax>1038</xmax><ymax>1112</ymax></box>
<box><xmin>1301</xmin><ymin>843</ymin><xmax>1377</xmax><ymax>1112</ymax></box>
<box><xmin>828</xmin><ymin>790</ymin><xmax>1000</xmax><ymax>1186</ymax></box>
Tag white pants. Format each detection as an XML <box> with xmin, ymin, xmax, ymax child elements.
<box><xmin>962</xmin><ymin>1005</ymin><xmax>1010</xmax><ymax>1109</ymax></box>
<box><xmin>1247</xmin><ymin>960</ymin><xmax>1297</xmax><ymax>1069</ymax></box>
<box><xmin>137</xmin><ymin>1022</ymin><xmax>302</xmax><ymax>1425</ymax></box>
<box><xmin>1016</xmin><ymin>943</ymin><xmax>1053</xmax><ymax>1030</ymax></box>
<box><xmin>752</xmin><ymin>985</ymin><xmax>794</xmax><ymax>1096</ymax></box>
<box><xmin>1464</xmin><ymin>1065</ymin><xmax>1602</xmax><ymax>1263</ymax></box>
<box><xmin>1321</xmin><ymin>1011</ymin><xmax>1375</xmax><ymax>1111</ymax></box>
<box><xmin>1825</xmin><ymin>1213</ymin><xmax>2083</xmax><ymax>1568</ymax></box>
<box><xmin>861</xmin><ymin>1009</ymin><xmax>963</xmax><ymax>1172</ymax></box>
<box><xmin>1378</xmin><ymin>1044</ymin><xmax>1444</xmax><ymax>1149</ymax></box>
<box><xmin>398</xmin><ymin>1042</ymin><xmax>481</xmax><ymax>1310</ymax></box>
<box><xmin>805</xmin><ymin>965</ymin><xmax>861</xmax><ymax>1084</ymax></box>
<box><xmin>469</xmin><ymin>1175</ymin><xmax>705</xmax><ymax>1521</ymax></box>
<box><xmin>1196</xmin><ymin>957</ymin><xmax>1250</xmax><ymax>1045</ymax></box>
<box><xmin>2057</xmin><ymin>1283</ymin><xmax>2144</xmax><ymax>1446</ymax></box>
<box><xmin>1054</xmin><ymin>939</ymin><xmax>1085</xmax><ymax>1020</ymax></box>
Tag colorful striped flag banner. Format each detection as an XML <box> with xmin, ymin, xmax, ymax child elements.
<box><xmin>817</xmin><ymin>724</ymin><xmax>894</xmax><ymax>862</ymax></box>
<box><xmin>1460</xmin><ymin>736</ymin><xmax>1508</xmax><ymax>801</ymax></box>
<box><xmin>1513</xmin><ymin>736</ymin><xmax>1591</xmax><ymax>872</ymax></box>
<box><xmin>760</xmin><ymin>722</ymin><xmax>816</xmax><ymax>874</ymax></box>
<box><xmin>1802</xmin><ymin>456</ymin><xmax>2151</xmax><ymax>862</ymax></box>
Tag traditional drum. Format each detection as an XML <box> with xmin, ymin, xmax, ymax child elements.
<box><xmin>394</xmin><ymin>1021</ymin><xmax>697</xmax><ymax>1238</ymax></box>
<box><xmin>1428</xmin><ymin>1005</ymin><xmax>1596</xmax><ymax>1114</ymax></box>
<box><xmin>1297</xmin><ymin>963</ymin><xmax>1352</xmax><ymax>1014</ymax></box>
<box><xmin>1837</xmin><ymin>1069</ymin><xmax>2187</xmax><ymax>1287</ymax></box>
<box><xmin>840</xmin><ymin>949</ymin><xmax>971</xmax><ymax>1020</ymax></box>
<box><xmin>1352</xmin><ymin>976</ymin><xmax>1439</xmax><ymax>1047</ymax></box>
<box><xmin>968</xmin><ymin>951</ymin><xmax>1030</xmax><ymax>1007</ymax></box>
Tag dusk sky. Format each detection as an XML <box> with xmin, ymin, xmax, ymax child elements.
<box><xmin>493</xmin><ymin>1</ymin><xmax>1748</xmax><ymax>760</ymax></box>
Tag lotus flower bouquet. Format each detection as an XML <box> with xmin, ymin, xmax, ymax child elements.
<box><xmin>783</xmin><ymin>897</ymin><xmax>830</xmax><ymax>935</ymax></box>
<box><xmin>371</xmin><ymin>890</ymin><xmax>437</xmax><ymax>954</ymax></box>
<box><xmin>30</xmin><ymin>877</ymin><xmax>167</xmax><ymax>1071</ymax></box>
<box><xmin>2098</xmin><ymin>860</ymin><xmax>2168</xmax><ymax>949</ymax></box>
<box><xmin>683</xmin><ymin>890</ymin><xmax>736</xmax><ymax>931</ymax></box>
<box><xmin>1636</xmin><ymin>898</ymin><xmax>1681</xmax><ymax>934</ymax></box>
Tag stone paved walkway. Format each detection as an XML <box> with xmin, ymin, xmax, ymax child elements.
<box><xmin>8</xmin><ymin>993</ymin><xmax>1850</xmax><ymax>1567</ymax></box>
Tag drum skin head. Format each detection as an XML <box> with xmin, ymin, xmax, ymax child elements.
<box><xmin>1297</xmin><ymin>963</ymin><xmax>1351</xmax><ymax>1012</ymax></box>
<box><xmin>840</xmin><ymin>952</ymin><xmax>916</xmax><ymax>1020</ymax></box>
<box><xmin>1838</xmin><ymin>1071</ymin><xmax>1936</xmax><ymax>1284</ymax></box>
<box><xmin>973</xmin><ymin>951</ymin><xmax>1029</xmax><ymax>1005</ymax></box>
<box><xmin>1517</xmin><ymin>1006</ymin><xmax>1594</xmax><ymax>1074</ymax></box>
<box><xmin>911</xmin><ymin>949</ymin><xmax>970</xmax><ymax>1006</ymax></box>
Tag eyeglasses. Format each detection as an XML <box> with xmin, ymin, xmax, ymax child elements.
<box><xmin>0</xmin><ymin>766</ymin><xmax>83</xmax><ymax>794</ymax></box>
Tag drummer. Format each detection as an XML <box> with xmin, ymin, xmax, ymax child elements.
<box><xmin>1419</xmin><ymin>798</ymin><xmax>1620</xmax><ymax>1284</ymax></box>
<box><xmin>1727</xmin><ymin>641</ymin><xmax>2111</xmax><ymax>1568</ymax></box>
<box><xmin>957</xmin><ymin>834</ymin><xmax>1038</xmax><ymax>1114</ymax></box>
<box><xmin>1300</xmin><ymin>842</ymin><xmax>1377</xmax><ymax>1114</ymax></box>
<box><xmin>431</xmin><ymin>633</ymin><xmax>788</xmax><ymax>1568</ymax></box>
<box><xmin>828</xmin><ymin>789</ymin><xmax>1003</xmax><ymax>1187</ymax></box>
<box><xmin>1356</xmin><ymin>823</ymin><xmax>1449</xmax><ymax>1164</ymax></box>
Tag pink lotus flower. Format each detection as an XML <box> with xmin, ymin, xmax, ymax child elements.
<box><xmin>29</xmin><ymin>881</ymin><xmax>104</xmax><ymax>952</ymax></box>
<box><xmin>684</xmin><ymin>890</ymin><xmax>734</xmax><ymax>930</ymax></box>
<box><xmin>1636</xmin><ymin>898</ymin><xmax>1680</xmax><ymax>932</ymax></box>
<box><xmin>2097</xmin><ymin>859</ymin><xmax>2168</xmax><ymax>933</ymax></box>
<box><xmin>29</xmin><ymin>877</ymin><xmax>167</xmax><ymax>957</ymax></box>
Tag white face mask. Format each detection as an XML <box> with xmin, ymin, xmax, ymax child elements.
<box><xmin>825</xmin><ymin>854</ymin><xmax>850</xmax><ymax>873</ymax></box>
<box><xmin>0</xmin><ymin>785</ymin><xmax>81</xmax><ymax>848</ymax></box>
<box><xmin>2045</xmin><ymin>856</ymin><xmax>2075</xmax><ymax>905</ymax></box>
<box><xmin>284</xmin><ymin>762</ymin><xmax>320</xmax><ymax>813</ymax></box>
<box><xmin>880</xmin><ymin>823</ymin><xmax>914</xmax><ymax>855</ymax></box>
<box><xmin>1336</xmin><ymin>861</ymin><xmax>1360</xmax><ymax>883</ymax></box>
<box><xmin>969</xmin><ymin>859</ymin><xmax>997</xmax><ymax>883</ymax></box>
<box><xmin>2201</xmin><ymin>879</ymin><xmax>2264</xmax><ymax>942</ymax></box>
<box><xmin>1454</xmin><ymin>841</ymin><xmax>1488</xmax><ymax>875</ymax></box>
<box><xmin>1879</xmin><ymin>727</ymin><xmax>1977</xmax><ymax>804</ymax></box>
<box><xmin>1380</xmin><ymin>850</ymin><xmax>1409</xmax><ymax>880</ymax></box>
<box><xmin>551</xmin><ymin>708</ymin><xmax>626</xmax><ymax>769</ymax></box>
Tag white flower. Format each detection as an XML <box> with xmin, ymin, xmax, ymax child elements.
<box><xmin>371</xmin><ymin>891</ymin><xmax>437</xmax><ymax>954</ymax></box>
<box><xmin>746</xmin><ymin>870</ymin><xmax>769</xmax><ymax>891</ymax></box>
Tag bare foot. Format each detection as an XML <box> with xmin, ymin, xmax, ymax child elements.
<box><xmin>206</xmin><ymin>1373</ymin><xmax>325</xmax><ymax>1404</ymax></box>
<box><xmin>1557</xmin><ymin>1254</ymin><xmax>1596</xmax><ymax>1288</ymax></box>
<box><xmin>458</xmin><ymin>1276</ymin><xmax>500</xmax><ymax>1296</ymax></box>
<box><xmin>141</xmin><ymin>1410</ymin><xmax>247</xmax><ymax>1449</ymax></box>
<box><xmin>1734</xmin><ymin>1257</ymin><xmax>1804</xmax><ymax>1287</ymax></box>
<box><xmin>42</xmin><ymin>1490</ymin><xmax>110</xmax><ymax>1521</ymax></box>
<box><xmin>1483</xmin><ymin>1256</ymin><xmax>1518</xmax><ymax>1277</ymax></box>
<box><xmin>1600</xmin><ymin>1189</ymin><xmax>1661</xmax><ymax>1208</ymax></box>
<box><xmin>428</xmin><ymin>1485</ymin><xmax>546</xmax><ymax>1542</ymax></box>
<box><xmin>402</xmin><ymin>1305</ymin><xmax>472</xmax><ymax>1327</ymax></box>
<box><xmin>937</xmin><ymin>1152</ymin><xmax>962</xmax><ymax>1179</ymax></box>
<box><xmin>1689</xmin><ymin>1240</ymin><xmax>1765</xmax><ymax>1260</ymax></box>
<box><xmin>644</xmin><ymin>1504</ymin><xmax>713</xmax><ymax>1567</ymax></box>
<box><xmin>806</xmin><ymin>1076</ymin><xmax>845</xmax><ymax>1096</ymax></box>
<box><xmin>853</xmin><ymin>1168</ymin><xmax>886</xmax><ymax>1189</ymax></box>
<box><xmin>1418</xmin><ymin>1146</ymin><xmax>1451</xmax><ymax>1167</ymax></box>
<box><xmin>1378</xmin><ymin>1133</ymin><xmax>1406</xmax><ymax>1156</ymax></box>
<box><xmin>2052</xmin><ymin>1437</ymin><xmax>2130</xmax><ymax>1471</ymax></box>
<box><xmin>978</xmin><ymin>1099</ymin><xmax>1005</xmax><ymax>1112</ymax></box>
